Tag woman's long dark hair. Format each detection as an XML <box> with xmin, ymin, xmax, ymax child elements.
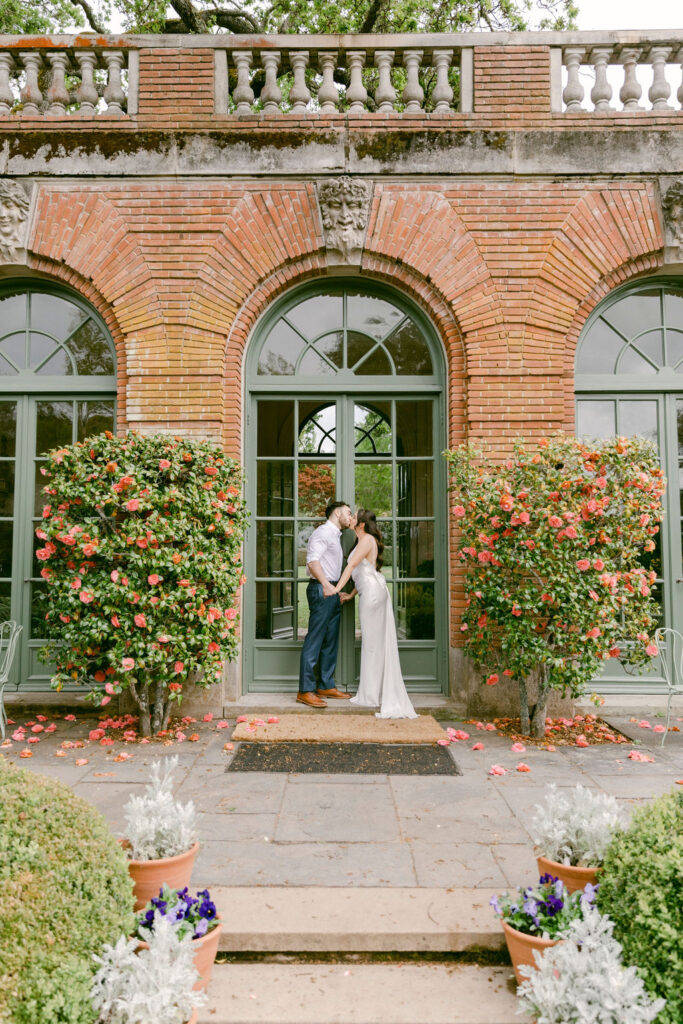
<box><xmin>356</xmin><ymin>508</ymin><xmax>384</xmax><ymax>570</ymax></box>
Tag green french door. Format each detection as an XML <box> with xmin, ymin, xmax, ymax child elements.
<box><xmin>1</xmin><ymin>396</ymin><xmax>116</xmax><ymax>689</ymax></box>
<box><xmin>0</xmin><ymin>283</ymin><xmax>117</xmax><ymax>691</ymax></box>
<box><xmin>244</xmin><ymin>280</ymin><xmax>447</xmax><ymax>694</ymax></box>
<box><xmin>246</xmin><ymin>393</ymin><xmax>446</xmax><ymax>692</ymax></box>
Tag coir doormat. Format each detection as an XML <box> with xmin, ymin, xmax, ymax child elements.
<box><xmin>231</xmin><ymin>713</ymin><xmax>445</xmax><ymax>744</ymax></box>
<box><xmin>226</xmin><ymin>742</ymin><xmax>462</xmax><ymax>776</ymax></box>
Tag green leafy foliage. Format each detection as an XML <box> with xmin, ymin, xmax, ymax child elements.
<box><xmin>0</xmin><ymin>760</ymin><xmax>134</xmax><ymax>1024</ymax></box>
<box><xmin>597</xmin><ymin>789</ymin><xmax>683</xmax><ymax>1024</ymax></box>
<box><xmin>36</xmin><ymin>431</ymin><xmax>248</xmax><ymax>735</ymax></box>
<box><xmin>445</xmin><ymin>434</ymin><xmax>665</xmax><ymax>735</ymax></box>
<box><xmin>0</xmin><ymin>0</ymin><xmax>578</xmax><ymax>37</ymax></box>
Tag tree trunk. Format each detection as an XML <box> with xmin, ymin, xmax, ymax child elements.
<box><xmin>151</xmin><ymin>679</ymin><xmax>166</xmax><ymax>734</ymax></box>
<box><xmin>518</xmin><ymin>678</ymin><xmax>531</xmax><ymax>736</ymax></box>
<box><xmin>530</xmin><ymin>665</ymin><xmax>551</xmax><ymax>739</ymax></box>
<box><xmin>134</xmin><ymin>679</ymin><xmax>151</xmax><ymax>738</ymax></box>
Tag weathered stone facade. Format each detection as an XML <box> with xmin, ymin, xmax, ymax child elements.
<box><xmin>1</xmin><ymin>31</ymin><xmax>682</xmax><ymax>706</ymax></box>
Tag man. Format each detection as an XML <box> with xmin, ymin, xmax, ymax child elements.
<box><xmin>297</xmin><ymin>501</ymin><xmax>354</xmax><ymax>708</ymax></box>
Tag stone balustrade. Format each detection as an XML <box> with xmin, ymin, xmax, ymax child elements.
<box><xmin>557</xmin><ymin>41</ymin><xmax>683</xmax><ymax>112</ymax></box>
<box><xmin>0</xmin><ymin>31</ymin><xmax>681</xmax><ymax>119</ymax></box>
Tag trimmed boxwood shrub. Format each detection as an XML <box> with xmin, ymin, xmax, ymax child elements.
<box><xmin>597</xmin><ymin>788</ymin><xmax>683</xmax><ymax>1024</ymax></box>
<box><xmin>0</xmin><ymin>760</ymin><xmax>134</xmax><ymax>1024</ymax></box>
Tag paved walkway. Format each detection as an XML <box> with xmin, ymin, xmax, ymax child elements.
<box><xmin>4</xmin><ymin>708</ymin><xmax>682</xmax><ymax>891</ymax></box>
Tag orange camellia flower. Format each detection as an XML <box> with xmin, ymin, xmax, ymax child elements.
<box><xmin>499</xmin><ymin>494</ymin><xmax>513</xmax><ymax>511</ymax></box>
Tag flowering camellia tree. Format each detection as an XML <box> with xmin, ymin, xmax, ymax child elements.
<box><xmin>36</xmin><ymin>432</ymin><xmax>248</xmax><ymax>737</ymax></box>
<box><xmin>446</xmin><ymin>434</ymin><xmax>665</xmax><ymax>737</ymax></box>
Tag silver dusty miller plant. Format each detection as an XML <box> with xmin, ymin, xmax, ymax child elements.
<box><xmin>517</xmin><ymin>907</ymin><xmax>666</xmax><ymax>1024</ymax></box>
<box><xmin>123</xmin><ymin>756</ymin><xmax>197</xmax><ymax>860</ymax></box>
<box><xmin>91</xmin><ymin>913</ymin><xmax>206</xmax><ymax>1024</ymax></box>
<box><xmin>531</xmin><ymin>784</ymin><xmax>624</xmax><ymax>867</ymax></box>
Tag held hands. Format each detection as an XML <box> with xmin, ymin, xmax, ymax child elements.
<box><xmin>322</xmin><ymin>581</ymin><xmax>337</xmax><ymax>598</ymax></box>
<box><xmin>339</xmin><ymin>591</ymin><xmax>354</xmax><ymax>604</ymax></box>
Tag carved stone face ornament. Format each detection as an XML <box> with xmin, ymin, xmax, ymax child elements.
<box><xmin>317</xmin><ymin>176</ymin><xmax>371</xmax><ymax>264</ymax></box>
<box><xmin>0</xmin><ymin>180</ymin><xmax>30</xmax><ymax>263</ymax></box>
<box><xmin>662</xmin><ymin>181</ymin><xmax>683</xmax><ymax>253</ymax></box>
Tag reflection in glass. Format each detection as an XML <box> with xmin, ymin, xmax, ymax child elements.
<box><xmin>298</xmin><ymin>402</ymin><xmax>335</xmax><ymax>454</ymax></box>
<box><xmin>384</xmin><ymin>318</ymin><xmax>432</xmax><ymax>375</ymax></box>
<box><xmin>576</xmin><ymin>401</ymin><xmax>615</xmax><ymax>441</ymax></box>
<box><xmin>397</xmin><ymin>462</ymin><xmax>433</xmax><ymax>518</ymax></box>
<box><xmin>667</xmin><ymin>330</ymin><xmax>683</xmax><ymax>371</ymax></box>
<box><xmin>0</xmin><ymin>521</ymin><xmax>12</xmax><ymax>576</ymax></box>
<box><xmin>397</xmin><ymin>521</ymin><xmax>434</xmax><ymax>578</ymax></box>
<box><xmin>576</xmin><ymin>319</ymin><xmax>624</xmax><ymax>374</ymax></box>
<box><xmin>77</xmin><ymin>401</ymin><xmax>115</xmax><ymax>441</ymax></box>
<box><xmin>257</xmin><ymin>320</ymin><xmax>304</xmax><ymax>375</ymax></box>
<box><xmin>299</xmin><ymin>348</ymin><xmax>335</xmax><ymax>375</ymax></box>
<box><xmin>619</xmin><ymin>401</ymin><xmax>658</xmax><ymax>443</ymax></box>
<box><xmin>0</xmin><ymin>402</ymin><xmax>16</xmax><ymax>457</ymax></box>
<box><xmin>677</xmin><ymin>399</ymin><xmax>683</xmax><ymax>460</ymax></box>
<box><xmin>297</xmin><ymin>521</ymin><xmax>324</xmax><ymax>574</ymax></box>
<box><xmin>355</xmin><ymin>462</ymin><xmax>392</xmax><ymax>517</ymax></box>
<box><xmin>396</xmin><ymin>582</ymin><xmax>434</xmax><ymax>640</ymax></box>
<box><xmin>255</xmin><ymin>581</ymin><xmax>294</xmax><ymax>639</ymax></box>
<box><xmin>0</xmin><ymin>333</ymin><xmax>25</xmax><ymax>374</ymax></box>
<box><xmin>257</xmin><ymin>461</ymin><xmax>294</xmax><ymax>517</ymax></box>
<box><xmin>353</xmin><ymin>346</ymin><xmax>391</xmax><ymax>375</ymax></box>
<box><xmin>257</xmin><ymin>400</ymin><xmax>294</xmax><ymax>457</ymax></box>
<box><xmin>346</xmin><ymin>293</ymin><xmax>402</xmax><ymax>341</ymax></box>
<box><xmin>619</xmin><ymin>345</ymin><xmax>658</xmax><ymax>375</ymax></box>
<box><xmin>0</xmin><ymin>581</ymin><xmax>10</xmax><ymax>621</ymax></box>
<box><xmin>286</xmin><ymin>294</ymin><xmax>343</xmax><ymax>340</ymax></box>
<box><xmin>374</xmin><ymin>521</ymin><xmax>393</xmax><ymax>570</ymax></box>
<box><xmin>30</xmin><ymin>293</ymin><xmax>87</xmax><ymax>341</ymax></box>
<box><xmin>298</xmin><ymin>462</ymin><xmax>336</xmax><ymax>517</ymax></box>
<box><xmin>311</xmin><ymin>331</ymin><xmax>344</xmax><ymax>369</ymax></box>
<box><xmin>354</xmin><ymin>403</ymin><xmax>391</xmax><ymax>455</ymax></box>
<box><xmin>603</xmin><ymin>291</ymin><xmax>660</xmax><ymax>341</ymax></box>
<box><xmin>31</xmin><ymin>335</ymin><xmax>71</xmax><ymax>374</ymax></box>
<box><xmin>347</xmin><ymin>331</ymin><xmax>373</xmax><ymax>369</ymax></box>
<box><xmin>256</xmin><ymin>521</ymin><xmax>294</xmax><ymax>578</ymax></box>
<box><xmin>0</xmin><ymin>461</ymin><xmax>14</xmax><ymax>517</ymax></box>
<box><xmin>396</xmin><ymin>401</ymin><xmax>432</xmax><ymax>456</ymax></box>
<box><xmin>30</xmin><ymin>582</ymin><xmax>50</xmax><ymax>638</ymax></box>
<box><xmin>36</xmin><ymin>401</ymin><xmax>73</xmax><ymax>455</ymax></box>
<box><xmin>34</xmin><ymin>463</ymin><xmax>49</xmax><ymax>516</ymax></box>
<box><xmin>70</xmin><ymin>320</ymin><xmax>115</xmax><ymax>374</ymax></box>
<box><xmin>0</xmin><ymin>292</ymin><xmax>26</xmax><ymax>335</ymax></box>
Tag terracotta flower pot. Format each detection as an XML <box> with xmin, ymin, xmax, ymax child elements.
<box><xmin>536</xmin><ymin>855</ymin><xmax>600</xmax><ymax>894</ymax></box>
<box><xmin>501</xmin><ymin>919</ymin><xmax>559</xmax><ymax>985</ymax></box>
<box><xmin>119</xmin><ymin>839</ymin><xmax>200</xmax><ymax>910</ymax></box>
<box><xmin>138</xmin><ymin>919</ymin><xmax>222</xmax><ymax>991</ymax></box>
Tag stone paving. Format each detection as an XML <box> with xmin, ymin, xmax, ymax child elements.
<box><xmin>3</xmin><ymin>709</ymin><xmax>682</xmax><ymax>891</ymax></box>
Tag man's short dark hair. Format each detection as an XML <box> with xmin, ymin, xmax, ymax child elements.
<box><xmin>325</xmin><ymin>500</ymin><xmax>349</xmax><ymax>519</ymax></box>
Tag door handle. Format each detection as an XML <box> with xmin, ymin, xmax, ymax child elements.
<box><xmin>677</xmin><ymin>579</ymin><xmax>683</xmax><ymax>584</ymax></box>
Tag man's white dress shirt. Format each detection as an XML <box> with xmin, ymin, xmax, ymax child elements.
<box><xmin>306</xmin><ymin>519</ymin><xmax>343</xmax><ymax>582</ymax></box>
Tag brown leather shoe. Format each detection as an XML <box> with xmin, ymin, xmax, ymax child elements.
<box><xmin>316</xmin><ymin>688</ymin><xmax>352</xmax><ymax>699</ymax></box>
<box><xmin>296</xmin><ymin>692</ymin><xmax>327</xmax><ymax>708</ymax></box>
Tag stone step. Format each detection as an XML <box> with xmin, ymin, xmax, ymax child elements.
<box><xmin>197</xmin><ymin>962</ymin><xmax>518</xmax><ymax>1023</ymax></box>
<box><xmin>210</xmin><ymin>887</ymin><xmax>504</xmax><ymax>953</ymax></box>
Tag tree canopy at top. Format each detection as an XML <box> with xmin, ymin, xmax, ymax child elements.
<box><xmin>1</xmin><ymin>0</ymin><xmax>578</xmax><ymax>37</ymax></box>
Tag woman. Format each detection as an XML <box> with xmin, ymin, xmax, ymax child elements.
<box><xmin>334</xmin><ymin>509</ymin><xmax>418</xmax><ymax>719</ymax></box>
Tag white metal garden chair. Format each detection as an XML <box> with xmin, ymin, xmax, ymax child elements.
<box><xmin>653</xmin><ymin>627</ymin><xmax>683</xmax><ymax>746</ymax></box>
<box><xmin>0</xmin><ymin>620</ymin><xmax>22</xmax><ymax>741</ymax></box>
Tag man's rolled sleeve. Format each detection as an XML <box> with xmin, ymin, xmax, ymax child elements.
<box><xmin>306</xmin><ymin>530</ymin><xmax>327</xmax><ymax>567</ymax></box>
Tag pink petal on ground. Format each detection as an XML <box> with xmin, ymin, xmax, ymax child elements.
<box><xmin>511</xmin><ymin>742</ymin><xmax>526</xmax><ymax>753</ymax></box>
<box><xmin>236</xmin><ymin>715</ymin><xmax>248</xmax><ymax>723</ymax></box>
<box><xmin>471</xmin><ymin>742</ymin><xmax>484</xmax><ymax>750</ymax></box>
<box><xmin>74</xmin><ymin>758</ymin><xmax>89</xmax><ymax>766</ymax></box>
<box><xmin>176</xmin><ymin>732</ymin><xmax>186</xmax><ymax>742</ymax></box>
<box><xmin>546</xmin><ymin>745</ymin><xmax>557</xmax><ymax>752</ymax></box>
<box><xmin>55</xmin><ymin>749</ymin><xmax>67</xmax><ymax>757</ymax></box>
<box><xmin>36</xmin><ymin>715</ymin><xmax>47</xmax><ymax>722</ymax></box>
<box><xmin>652</xmin><ymin>725</ymin><xmax>666</xmax><ymax>734</ymax></box>
<box><xmin>203</xmin><ymin>713</ymin><xmax>214</xmax><ymax>722</ymax></box>
<box><xmin>45</xmin><ymin>723</ymin><xmax>57</xmax><ymax>733</ymax></box>
<box><xmin>575</xmin><ymin>735</ymin><xmax>589</xmax><ymax>748</ymax></box>
<box><xmin>516</xmin><ymin>762</ymin><xmax>531</xmax><ymax>772</ymax></box>
<box><xmin>267</xmin><ymin>716</ymin><xmax>279</xmax><ymax>724</ymax></box>
<box><xmin>484</xmin><ymin>723</ymin><xmax>497</xmax><ymax>732</ymax></box>
<box><xmin>488</xmin><ymin>764</ymin><xmax>507</xmax><ymax>776</ymax></box>
<box><xmin>216</xmin><ymin>720</ymin><xmax>229</xmax><ymax>729</ymax></box>
<box><xmin>11</xmin><ymin>730</ymin><xmax>24</xmax><ymax>741</ymax></box>
<box><xmin>27</xmin><ymin>737</ymin><xmax>40</xmax><ymax>744</ymax></box>
<box><xmin>99</xmin><ymin>737</ymin><xmax>115</xmax><ymax>746</ymax></box>
<box><xmin>454</xmin><ymin>730</ymin><xmax>470</xmax><ymax>741</ymax></box>
<box><xmin>437</xmin><ymin>738</ymin><xmax>451</xmax><ymax>746</ymax></box>
<box><xmin>628</xmin><ymin>750</ymin><xmax>655</xmax><ymax>762</ymax></box>
<box><xmin>64</xmin><ymin>714</ymin><xmax>76</xmax><ymax>721</ymax></box>
<box><xmin>223</xmin><ymin>742</ymin><xmax>234</xmax><ymax>751</ymax></box>
<box><xmin>637</xmin><ymin>720</ymin><xmax>651</xmax><ymax>729</ymax></box>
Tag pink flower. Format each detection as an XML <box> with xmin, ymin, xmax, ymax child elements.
<box><xmin>471</xmin><ymin>742</ymin><xmax>484</xmax><ymax>750</ymax></box>
<box><xmin>207</xmin><ymin>641</ymin><xmax>220</xmax><ymax>654</ymax></box>
<box><xmin>499</xmin><ymin>494</ymin><xmax>513</xmax><ymax>511</ymax></box>
<box><xmin>586</xmin><ymin>627</ymin><xmax>601</xmax><ymax>639</ymax></box>
<box><xmin>595</xmin><ymin>476</ymin><xmax>607</xmax><ymax>489</ymax></box>
<box><xmin>453</xmin><ymin>505</ymin><xmax>466</xmax><ymax>518</ymax></box>
<box><xmin>454</xmin><ymin>730</ymin><xmax>470</xmax><ymax>741</ymax></box>
<box><xmin>516</xmin><ymin>762</ymin><xmax>531</xmax><ymax>772</ymax></box>
<box><xmin>577</xmin><ymin>559</ymin><xmax>590</xmax><ymax>571</ymax></box>
<box><xmin>74</xmin><ymin>757</ymin><xmax>88</xmax><ymax>766</ymax></box>
<box><xmin>484</xmin><ymin>723</ymin><xmax>497</xmax><ymax>732</ymax></box>
<box><xmin>31</xmin><ymin>724</ymin><xmax>44</xmax><ymax>733</ymax></box>
<box><xmin>548</xmin><ymin>515</ymin><xmax>563</xmax><ymax>528</ymax></box>
<box><xmin>437</xmin><ymin>738</ymin><xmax>451</xmax><ymax>746</ymax></box>
<box><xmin>203</xmin><ymin>713</ymin><xmax>214</xmax><ymax>722</ymax></box>
<box><xmin>628</xmin><ymin>750</ymin><xmax>655</xmax><ymax>763</ymax></box>
<box><xmin>268</xmin><ymin>716</ymin><xmax>279</xmax><ymax>724</ymax></box>
<box><xmin>126</xmin><ymin>499</ymin><xmax>140</xmax><ymax>512</ymax></box>
<box><xmin>593</xmin><ymin>559</ymin><xmax>605</xmax><ymax>571</ymax></box>
<box><xmin>564</xmin><ymin>526</ymin><xmax>578</xmax><ymax>539</ymax></box>
<box><xmin>653</xmin><ymin>724</ymin><xmax>666</xmax><ymax>734</ymax></box>
<box><xmin>575</xmin><ymin>735</ymin><xmax>589</xmax><ymax>748</ymax></box>
<box><xmin>511</xmin><ymin>606</ymin><xmax>522</xmax><ymax>617</ymax></box>
<box><xmin>64</xmin><ymin>714</ymin><xmax>76</xmax><ymax>722</ymax></box>
<box><xmin>100</xmin><ymin>737</ymin><xmax>114</xmax><ymax>746</ymax></box>
<box><xmin>637</xmin><ymin>719</ymin><xmax>651</xmax><ymax>729</ymax></box>
<box><xmin>216</xmin><ymin>720</ymin><xmax>229</xmax><ymax>729</ymax></box>
<box><xmin>175</xmin><ymin>731</ymin><xmax>186</xmax><ymax>742</ymax></box>
<box><xmin>147</xmin><ymin>574</ymin><xmax>161</xmax><ymax>585</ymax></box>
<box><xmin>173</xmin><ymin>661</ymin><xmax>184</xmax><ymax>674</ymax></box>
<box><xmin>159</xmin><ymin>459</ymin><xmax>171</xmax><ymax>470</ymax></box>
<box><xmin>486</xmin><ymin>674</ymin><xmax>499</xmax><ymax>686</ymax></box>
<box><xmin>100</xmin><ymin>695</ymin><xmax>112</xmax><ymax>706</ymax></box>
<box><xmin>510</xmin><ymin>742</ymin><xmax>526</xmax><ymax>753</ymax></box>
<box><xmin>121</xmin><ymin>657</ymin><xmax>135</xmax><ymax>671</ymax></box>
<box><xmin>11</xmin><ymin>729</ymin><xmax>24</xmax><ymax>741</ymax></box>
<box><xmin>134</xmin><ymin>613</ymin><xmax>146</xmax><ymax>628</ymax></box>
<box><xmin>518</xmin><ymin>511</ymin><xmax>530</xmax><ymax>524</ymax></box>
<box><xmin>236</xmin><ymin>715</ymin><xmax>247</xmax><ymax>723</ymax></box>
<box><xmin>645</xmin><ymin>643</ymin><xmax>659</xmax><ymax>657</ymax></box>
<box><xmin>45</xmin><ymin>723</ymin><xmax>57</xmax><ymax>733</ymax></box>
<box><xmin>89</xmin><ymin>728</ymin><xmax>105</xmax><ymax>741</ymax></box>
<box><xmin>488</xmin><ymin>764</ymin><xmax>507</xmax><ymax>776</ymax></box>
<box><xmin>111</xmin><ymin>570</ymin><xmax>119</xmax><ymax>583</ymax></box>
<box><xmin>79</xmin><ymin>590</ymin><xmax>94</xmax><ymax>604</ymax></box>
<box><xmin>111</xmin><ymin>615</ymin><xmax>121</xmax><ymax>628</ymax></box>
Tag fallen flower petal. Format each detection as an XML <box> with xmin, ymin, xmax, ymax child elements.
<box><xmin>652</xmin><ymin>724</ymin><xmax>666</xmax><ymax>734</ymax></box>
<box><xmin>55</xmin><ymin>749</ymin><xmax>67</xmax><ymax>757</ymax></box>
<box><xmin>437</xmin><ymin>738</ymin><xmax>451</xmax><ymax>746</ymax></box>
<box><xmin>74</xmin><ymin>758</ymin><xmax>89</xmax><ymax>766</ymax></box>
<box><xmin>471</xmin><ymin>742</ymin><xmax>484</xmax><ymax>750</ymax></box>
<box><xmin>628</xmin><ymin>750</ymin><xmax>655</xmax><ymax>762</ymax></box>
<box><xmin>268</xmin><ymin>716</ymin><xmax>279</xmax><ymax>724</ymax></box>
<box><xmin>203</xmin><ymin>712</ymin><xmax>214</xmax><ymax>722</ymax></box>
<box><xmin>19</xmin><ymin>749</ymin><xmax>33</xmax><ymax>758</ymax></box>
<box><xmin>236</xmin><ymin>715</ymin><xmax>247</xmax><ymax>723</ymax></box>
<box><xmin>484</xmin><ymin>723</ymin><xmax>497</xmax><ymax>732</ymax></box>
<box><xmin>510</xmin><ymin>742</ymin><xmax>526</xmax><ymax>753</ymax></box>
<box><xmin>454</xmin><ymin>730</ymin><xmax>470</xmax><ymax>741</ymax></box>
<box><xmin>516</xmin><ymin>762</ymin><xmax>531</xmax><ymax>772</ymax></box>
<box><xmin>216</xmin><ymin>720</ymin><xmax>230</xmax><ymax>729</ymax></box>
<box><xmin>637</xmin><ymin>719</ymin><xmax>651</xmax><ymax>729</ymax></box>
<box><xmin>223</xmin><ymin>742</ymin><xmax>234</xmax><ymax>751</ymax></box>
<box><xmin>575</xmin><ymin>735</ymin><xmax>589</xmax><ymax>748</ymax></box>
<box><xmin>489</xmin><ymin>764</ymin><xmax>507</xmax><ymax>776</ymax></box>
<box><xmin>64</xmin><ymin>714</ymin><xmax>76</xmax><ymax>721</ymax></box>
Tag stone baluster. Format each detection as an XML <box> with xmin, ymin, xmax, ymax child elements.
<box><xmin>288</xmin><ymin>50</ymin><xmax>310</xmax><ymax>114</ymax></box>
<box><xmin>232</xmin><ymin>51</ymin><xmax>254</xmax><ymax>114</ymax></box>
<box><xmin>619</xmin><ymin>48</ymin><xmax>643</xmax><ymax>110</ymax></box>
<box><xmin>260</xmin><ymin>51</ymin><xmax>282</xmax><ymax>114</ymax></box>
<box><xmin>345</xmin><ymin>50</ymin><xmax>368</xmax><ymax>114</ymax></box>
<box><xmin>20</xmin><ymin>52</ymin><xmax>43</xmax><ymax>115</ymax></box>
<box><xmin>648</xmin><ymin>46</ymin><xmax>672</xmax><ymax>109</ymax></box>
<box><xmin>46</xmin><ymin>52</ymin><xmax>70</xmax><ymax>115</ymax></box>
<box><xmin>317</xmin><ymin>52</ymin><xmax>339</xmax><ymax>113</ymax></box>
<box><xmin>589</xmin><ymin>47</ymin><xmax>613</xmax><ymax>112</ymax></box>
<box><xmin>102</xmin><ymin>51</ymin><xmax>125</xmax><ymax>115</ymax></box>
<box><xmin>678</xmin><ymin>48</ymin><xmax>683</xmax><ymax>108</ymax></box>
<box><xmin>75</xmin><ymin>52</ymin><xmax>99</xmax><ymax>115</ymax></box>
<box><xmin>374</xmin><ymin>50</ymin><xmax>396</xmax><ymax>112</ymax></box>
<box><xmin>402</xmin><ymin>49</ymin><xmax>424</xmax><ymax>112</ymax></box>
<box><xmin>562</xmin><ymin>47</ymin><xmax>585</xmax><ymax>111</ymax></box>
<box><xmin>431</xmin><ymin>49</ymin><xmax>454</xmax><ymax>114</ymax></box>
<box><xmin>0</xmin><ymin>53</ymin><xmax>15</xmax><ymax>116</ymax></box>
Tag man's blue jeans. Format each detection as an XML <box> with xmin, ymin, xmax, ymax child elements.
<box><xmin>298</xmin><ymin>581</ymin><xmax>342</xmax><ymax>692</ymax></box>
